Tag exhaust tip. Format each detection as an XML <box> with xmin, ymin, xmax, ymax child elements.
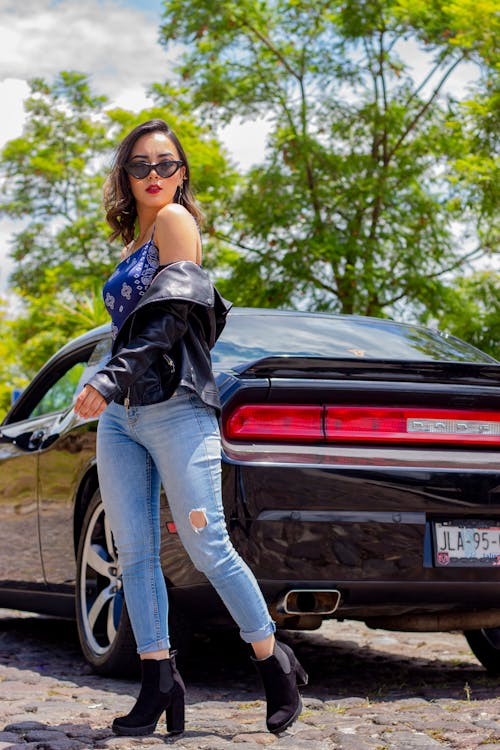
<box><xmin>279</xmin><ymin>589</ymin><xmax>341</xmax><ymax>616</ymax></box>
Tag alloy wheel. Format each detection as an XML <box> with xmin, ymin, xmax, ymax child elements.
<box><xmin>78</xmin><ymin>500</ymin><xmax>124</xmax><ymax>658</ymax></box>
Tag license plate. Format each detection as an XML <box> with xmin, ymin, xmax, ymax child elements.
<box><xmin>433</xmin><ymin>520</ymin><xmax>500</xmax><ymax>567</ymax></box>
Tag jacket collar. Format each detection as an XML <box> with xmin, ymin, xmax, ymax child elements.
<box><xmin>133</xmin><ymin>260</ymin><xmax>215</xmax><ymax>314</ymax></box>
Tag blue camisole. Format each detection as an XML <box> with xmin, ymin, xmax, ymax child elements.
<box><xmin>103</xmin><ymin>237</ymin><xmax>160</xmax><ymax>341</ymax></box>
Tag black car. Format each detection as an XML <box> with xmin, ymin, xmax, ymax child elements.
<box><xmin>1</xmin><ymin>308</ymin><xmax>500</xmax><ymax>676</ymax></box>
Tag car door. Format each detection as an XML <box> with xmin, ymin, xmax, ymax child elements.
<box><xmin>37</xmin><ymin>336</ymin><xmax>111</xmax><ymax>591</ymax></box>
<box><xmin>0</xmin><ymin>333</ymin><xmax>109</xmax><ymax>596</ymax></box>
<box><xmin>0</xmin><ymin>413</ymin><xmax>46</xmax><ymax>588</ymax></box>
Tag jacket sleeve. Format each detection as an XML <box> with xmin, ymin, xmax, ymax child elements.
<box><xmin>86</xmin><ymin>300</ymin><xmax>191</xmax><ymax>403</ymax></box>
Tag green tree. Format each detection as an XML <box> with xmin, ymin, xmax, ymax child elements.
<box><xmin>0</xmin><ymin>71</ymin><xmax>117</xmax><ymax>377</ymax></box>
<box><xmin>10</xmin><ymin>282</ymin><xmax>110</xmax><ymax>377</ymax></box>
<box><xmin>0</xmin><ymin>72</ymin><xmax>114</xmax><ymax>296</ymax></box>
<box><xmin>0</xmin><ymin>299</ymin><xmax>27</xmax><ymax>418</ymax></box>
<box><xmin>0</xmin><ymin>73</ymin><xmax>239</xmax><ymax>375</ymax></box>
<box><xmin>430</xmin><ymin>271</ymin><xmax>500</xmax><ymax>359</ymax></box>
<box><xmin>159</xmin><ymin>0</ymin><xmax>499</xmax><ymax>318</ymax></box>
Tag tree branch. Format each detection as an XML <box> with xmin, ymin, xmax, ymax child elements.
<box><xmin>237</xmin><ymin>14</ymin><xmax>302</xmax><ymax>82</ymax></box>
<box><xmin>425</xmin><ymin>244</ymin><xmax>486</xmax><ymax>278</ymax></box>
<box><xmin>300</xmin><ymin>264</ymin><xmax>339</xmax><ymax>296</ymax></box>
<box><xmin>213</xmin><ymin>231</ymin><xmax>269</xmax><ymax>257</ymax></box>
<box><xmin>388</xmin><ymin>54</ymin><xmax>466</xmax><ymax>160</ymax></box>
<box><xmin>404</xmin><ymin>50</ymin><xmax>451</xmax><ymax>111</ymax></box>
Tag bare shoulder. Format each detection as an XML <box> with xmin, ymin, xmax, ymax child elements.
<box><xmin>154</xmin><ymin>204</ymin><xmax>201</xmax><ymax>265</ymax></box>
<box><xmin>156</xmin><ymin>203</ymin><xmax>198</xmax><ymax>236</ymax></box>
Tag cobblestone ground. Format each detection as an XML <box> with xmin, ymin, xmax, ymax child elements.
<box><xmin>1</xmin><ymin>609</ymin><xmax>500</xmax><ymax>750</ymax></box>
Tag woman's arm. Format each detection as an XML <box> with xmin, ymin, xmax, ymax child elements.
<box><xmin>73</xmin><ymin>300</ymin><xmax>191</xmax><ymax>418</ymax></box>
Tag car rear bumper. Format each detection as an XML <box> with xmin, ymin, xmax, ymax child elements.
<box><xmin>223</xmin><ymin>459</ymin><xmax>500</xmax><ymax>588</ymax></box>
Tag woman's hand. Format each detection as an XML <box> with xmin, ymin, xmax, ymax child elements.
<box><xmin>73</xmin><ymin>384</ymin><xmax>108</xmax><ymax>419</ymax></box>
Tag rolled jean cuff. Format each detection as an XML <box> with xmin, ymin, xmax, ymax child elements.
<box><xmin>137</xmin><ymin>637</ymin><xmax>171</xmax><ymax>655</ymax></box>
<box><xmin>240</xmin><ymin>620</ymin><xmax>276</xmax><ymax>644</ymax></box>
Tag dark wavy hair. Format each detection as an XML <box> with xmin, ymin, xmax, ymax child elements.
<box><xmin>104</xmin><ymin>119</ymin><xmax>204</xmax><ymax>245</ymax></box>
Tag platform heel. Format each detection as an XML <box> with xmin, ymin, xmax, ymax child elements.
<box><xmin>112</xmin><ymin>652</ymin><xmax>185</xmax><ymax>736</ymax></box>
<box><xmin>252</xmin><ymin>641</ymin><xmax>308</xmax><ymax>734</ymax></box>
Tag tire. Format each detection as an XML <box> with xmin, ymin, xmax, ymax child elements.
<box><xmin>76</xmin><ymin>489</ymin><xmax>139</xmax><ymax>677</ymax></box>
<box><xmin>464</xmin><ymin>628</ymin><xmax>500</xmax><ymax>674</ymax></box>
<box><xmin>168</xmin><ymin>605</ymin><xmax>194</xmax><ymax>670</ymax></box>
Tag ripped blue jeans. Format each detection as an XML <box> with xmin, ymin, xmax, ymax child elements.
<box><xmin>96</xmin><ymin>386</ymin><xmax>275</xmax><ymax>654</ymax></box>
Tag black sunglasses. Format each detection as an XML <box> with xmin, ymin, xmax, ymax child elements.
<box><xmin>124</xmin><ymin>160</ymin><xmax>184</xmax><ymax>179</ymax></box>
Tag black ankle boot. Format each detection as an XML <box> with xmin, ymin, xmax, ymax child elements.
<box><xmin>112</xmin><ymin>653</ymin><xmax>185</xmax><ymax>736</ymax></box>
<box><xmin>252</xmin><ymin>641</ymin><xmax>308</xmax><ymax>734</ymax></box>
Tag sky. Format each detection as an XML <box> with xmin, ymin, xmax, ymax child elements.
<box><xmin>0</xmin><ymin>0</ymin><xmax>265</xmax><ymax>294</ymax></box>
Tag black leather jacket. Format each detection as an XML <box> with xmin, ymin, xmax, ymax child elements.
<box><xmin>87</xmin><ymin>261</ymin><xmax>231</xmax><ymax>412</ymax></box>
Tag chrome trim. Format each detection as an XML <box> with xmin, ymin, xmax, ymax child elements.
<box><xmin>221</xmin><ymin>440</ymin><xmax>500</xmax><ymax>471</ymax></box>
<box><xmin>277</xmin><ymin>589</ymin><xmax>341</xmax><ymax>616</ymax></box>
<box><xmin>258</xmin><ymin>510</ymin><xmax>425</xmax><ymax>525</ymax></box>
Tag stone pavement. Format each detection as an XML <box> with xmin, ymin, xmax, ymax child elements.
<box><xmin>1</xmin><ymin>609</ymin><xmax>500</xmax><ymax>749</ymax></box>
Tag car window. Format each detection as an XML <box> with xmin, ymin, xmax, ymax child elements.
<box><xmin>28</xmin><ymin>336</ymin><xmax>112</xmax><ymax>421</ymax></box>
<box><xmin>30</xmin><ymin>362</ymin><xmax>88</xmax><ymax>418</ymax></box>
<box><xmin>212</xmin><ymin>311</ymin><xmax>497</xmax><ymax>369</ymax></box>
<box><xmin>4</xmin><ymin>338</ymin><xmax>107</xmax><ymax>426</ymax></box>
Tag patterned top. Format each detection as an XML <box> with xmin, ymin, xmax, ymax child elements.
<box><xmin>103</xmin><ymin>237</ymin><xmax>160</xmax><ymax>341</ymax></box>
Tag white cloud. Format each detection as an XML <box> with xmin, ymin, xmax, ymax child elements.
<box><xmin>0</xmin><ymin>0</ymin><xmax>170</xmax><ymax>100</ymax></box>
<box><xmin>111</xmin><ymin>84</ymin><xmax>158</xmax><ymax>113</ymax></box>
<box><xmin>218</xmin><ymin>119</ymin><xmax>271</xmax><ymax>172</ymax></box>
<box><xmin>0</xmin><ymin>79</ymin><xmax>29</xmax><ymax>149</ymax></box>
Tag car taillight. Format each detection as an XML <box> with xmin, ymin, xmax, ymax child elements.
<box><xmin>224</xmin><ymin>405</ymin><xmax>500</xmax><ymax>446</ymax></box>
<box><xmin>325</xmin><ymin>407</ymin><xmax>500</xmax><ymax>445</ymax></box>
<box><xmin>224</xmin><ymin>405</ymin><xmax>323</xmax><ymax>442</ymax></box>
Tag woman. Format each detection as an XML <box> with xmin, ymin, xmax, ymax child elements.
<box><xmin>73</xmin><ymin>119</ymin><xmax>308</xmax><ymax>737</ymax></box>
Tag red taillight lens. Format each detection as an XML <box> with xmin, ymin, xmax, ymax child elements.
<box><xmin>325</xmin><ymin>407</ymin><xmax>500</xmax><ymax>445</ymax></box>
<box><xmin>224</xmin><ymin>404</ymin><xmax>500</xmax><ymax>445</ymax></box>
<box><xmin>224</xmin><ymin>404</ymin><xmax>323</xmax><ymax>442</ymax></box>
